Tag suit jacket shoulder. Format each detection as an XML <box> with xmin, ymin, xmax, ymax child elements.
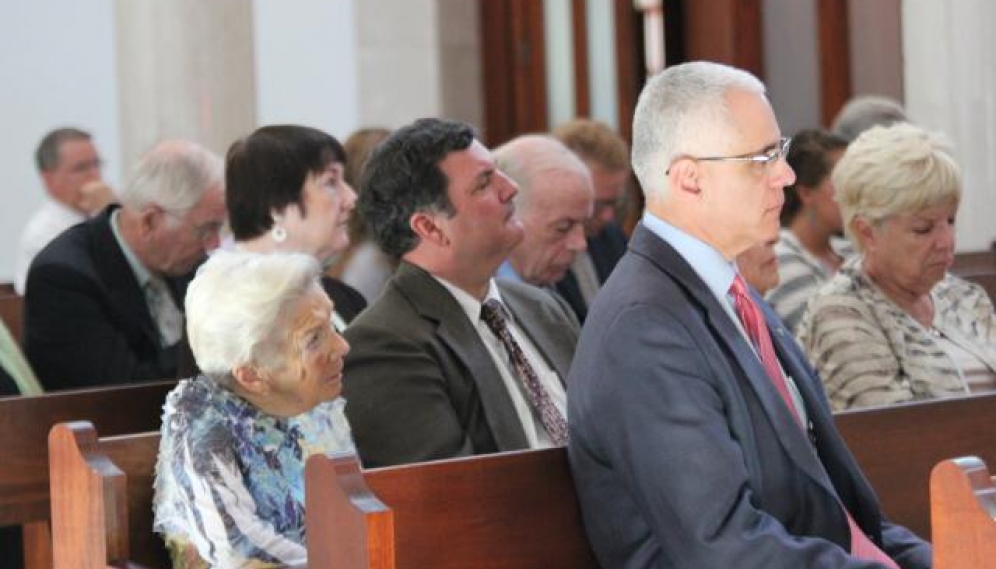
<box><xmin>320</xmin><ymin>275</ymin><xmax>367</xmax><ymax>322</ymax></box>
<box><xmin>24</xmin><ymin>206</ymin><xmax>188</xmax><ymax>390</ymax></box>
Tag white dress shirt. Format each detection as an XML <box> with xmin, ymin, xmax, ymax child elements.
<box><xmin>15</xmin><ymin>197</ymin><xmax>84</xmax><ymax>293</ymax></box>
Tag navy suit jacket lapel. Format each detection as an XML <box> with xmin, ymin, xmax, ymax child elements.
<box><xmin>393</xmin><ymin>262</ymin><xmax>530</xmax><ymax>450</ymax></box>
<box><xmin>630</xmin><ymin>224</ymin><xmax>834</xmax><ymax>491</ymax></box>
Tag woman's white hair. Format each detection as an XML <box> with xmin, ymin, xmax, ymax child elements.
<box><xmin>833</xmin><ymin>122</ymin><xmax>962</xmax><ymax>251</ymax></box>
<box><xmin>631</xmin><ymin>61</ymin><xmax>765</xmax><ymax>201</ymax></box>
<box><xmin>119</xmin><ymin>140</ymin><xmax>223</xmax><ymax>222</ymax></box>
<box><xmin>185</xmin><ymin>250</ymin><xmax>322</xmax><ymax>383</ymax></box>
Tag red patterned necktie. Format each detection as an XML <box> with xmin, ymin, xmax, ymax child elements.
<box><xmin>480</xmin><ymin>299</ymin><xmax>568</xmax><ymax>445</ymax></box>
<box><xmin>729</xmin><ymin>274</ymin><xmax>899</xmax><ymax>568</ymax></box>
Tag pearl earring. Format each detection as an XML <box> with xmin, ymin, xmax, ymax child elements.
<box><xmin>271</xmin><ymin>224</ymin><xmax>287</xmax><ymax>243</ymax></box>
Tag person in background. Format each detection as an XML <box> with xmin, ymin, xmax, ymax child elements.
<box><xmin>765</xmin><ymin>129</ymin><xmax>850</xmax><ymax>333</ymax></box>
<box><xmin>343</xmin><ymin>118</ymin><xmax>579</xmax><ymax>468</ymax></box>
<box><xmin>799</xmin><ymin>123</ymin><xmax>996</xmax><ymax>411</ymax></box>
<box><xmin>831</xmin><ymin>95</ymin><xmax>908</xmax><ymax>142</ymax></box>
<box><xmin>15</xmin><ymin>128</ymin><xmax>116</xmax><ymax>293</ymax></box>
<box><xmin>226</xmin><ymin>125</ymin><xmax>366</xmax><ymax>330</ymax></box>
<box><xmin>154</xmin><ymin>250</ymin><xmax>354</xmax><ymax>567</ymax></box>
<box><xmin>335</xmin><ymin>127</ymin><xmax>396</xmax><ymax>302</ymax></box>
<box><xmin>552</xmin><ymin>119</ymin><xmax>631</xmax><ymax>320</ymax></box>
<box><xmin>494</xmin><ymin>134</ymin><xmax>593</xmax><ymax>298</ymax></box>
<box><xmin>738</xmin><ymin>239</ymin><xmax>779</xmax><ymax>296</ymax></box>
<box><xmin>568</xmin><ymin>61</ymin><xmax>930</xmax><ymax>569</ymax></box>
<box><xmin>24</xmin><ymin>140</ymin><xmax>225</xmax><ymax>390</ymax></box>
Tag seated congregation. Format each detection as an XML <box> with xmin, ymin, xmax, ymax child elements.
<box><xmin>7</xmin><ymin>59</ymin><xmax>996</xmax><ymax>569</ymax></box>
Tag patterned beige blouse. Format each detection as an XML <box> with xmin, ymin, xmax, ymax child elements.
<box><xmin>798</xmin><ymin>257</ymin><xmax>996</xmax><ymax>411</ymax></box>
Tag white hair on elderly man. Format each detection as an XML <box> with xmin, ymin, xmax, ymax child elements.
<box><xmin>630</xmin><ymin>60</ymin><xmax>765</xmax><ymax>201</ymax></box>
<box><xmin>185</xmin><ymin>249</ymin><xmax>322</xmax><ymax>383</ymax></box>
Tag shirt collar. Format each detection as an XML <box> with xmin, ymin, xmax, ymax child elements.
<box><xmin>642</xmin><ymin>210</ymin><xmax>737</xmax><ymax>302</ymax></box>
<box><xmin>495</xmin><ymin>260</ymin><xmax>522</xmax><ymax>282</ymax></box>
<box><xmin>432</xmin><ymin>275</ymin><xmax>505</xmax><ymax>324</ymax></box>
<box><xmin>110</xmin><ymin>208</ymin><xmax>153</xmax><ymax>289</ymax></box>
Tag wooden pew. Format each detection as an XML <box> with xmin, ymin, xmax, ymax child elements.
<box><xmin>49</xmin><ymin>421</ymin><xmax>310</xmax><ymax>569</ymax></box>
<box><xmin>0</xmin><ymin>380</ymin><xmax>174</xmax><ymax>569</ymax></box>
<box><xmin>951</xmin><ymin>249</ymin><xmax>996</xmax><ymax>275</ymax></box>
<box><xmin>929</xmin><ymin>456</ymin><xmax>996</xmax><ymax>569</ymax></box>
<box><xmin>305</xmin><ymin>447</ymin><xmax>600</xmax><ymax>569</ymax></box>
<box><xmin>48</xmin><ymin>422</ymin><xmax>167</xmax><ymax>569</ymax></box>
<box><xmin>835</xmin><ymin>393</ymin><xmax>996</xmax><ymax>540</ymax></box>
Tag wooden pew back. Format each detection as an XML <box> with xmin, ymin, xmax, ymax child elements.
<box><xmin>0</xmin><ymin>380</ymin><xmax>174</xmax><ymax>527</ymax></box>
<box><xmin>835</xmin><ymin>393</ymin><xmax>996</xmax><ymax>540</ymax></box>
<box><xmin>0</xmin><ymin>380</ymin><xmax>173</xmax><ymax>569</ymax></box>
<box><xmin>306</xmin><ymin>448</ymin><xmax>599</xmax><ymax>569</ymax></box>
<box><xmin>929</xmin><ymin>456</ymin><xmax>996</xmax><ymax>569</ymax></box>
<box><xmin>48</xmin><ymin>421</ymin><xmax>168</xmax><ymax>569</ymax></box>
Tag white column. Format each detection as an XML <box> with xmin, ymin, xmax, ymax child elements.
<box><xmin>115</xmin><ymin>0</ymin><xmax>256</xmax><ymax>169</ymax></box>
<box><xmin>903</xmin><ymin>0</ymin><xmax>996</xmax><ymax>251</ymax></box>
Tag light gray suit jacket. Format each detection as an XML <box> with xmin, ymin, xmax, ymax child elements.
<box><xmin>342</xmin><ymin>261</ymin><xmax>580</xmax><ymax>467</ymax></box>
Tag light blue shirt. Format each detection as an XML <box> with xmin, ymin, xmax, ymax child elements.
<box><xmin>641</xmin><ymin>211</ymin><xmax>809</xmax><ymax>424</ymax></box>
<box><xmin>495</xmin><ymin>260</ymin><xmax>522</xmax><ymax>282</ymax></box>
<box><xmin>641</xmin><ymin>211</ymin><xmax>737</xmax><ymax>319</ymax></box>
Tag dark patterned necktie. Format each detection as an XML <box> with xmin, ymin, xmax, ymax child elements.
<box><xmin>480</xmin><ymin>299</ymin><xmax>568</xmax><ymax>445</ymax></box>
<box><xmin>730</xmin><ymin>274</ymin><xmax>899</xmax><ymax>568</ymax></box>
<box><xmin>145</xmin><ymin>277</ymin><xmax>183</xmax><ymax>347</ymax></box>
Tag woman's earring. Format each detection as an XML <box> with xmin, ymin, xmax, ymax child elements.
<box><xmin>271</xmin><ymin>224</ymin><xmax>287</xmax><ymax>243</ymax></box>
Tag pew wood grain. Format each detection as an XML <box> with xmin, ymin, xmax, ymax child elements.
<box><xmin>930</xmin><ymin>456</ymin><xmax>996</xmax><ymax>569</ymax></box>
<box><xmin>835</xmin><ymin>393</ymin><xmax>996</xmax><ymax>540</ymax></box>
<box><xmin>306</xmin><ymin>447</ymin><xmax>600</xmax><ymax>569</ymax></box>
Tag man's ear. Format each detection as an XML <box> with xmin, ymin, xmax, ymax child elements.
<box><xmin>669</xmin><ymin>161</ymin><xmax>701</xmax><ymax>196</ymax></box>
<box><xmin>232</xmin><ymin>365</ymin><xmax>270</xmax><ymax>397</ymax></box>
<box><xmin>410</xmin><ymin>211</ymin><xmax>449</xmax><ymax>247</ymax></box>
<box><xmin>138</xmin><ymin>205</ymin><xmax>167</xmax><ymax>239</ymax></box>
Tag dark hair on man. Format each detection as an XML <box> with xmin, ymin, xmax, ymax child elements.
<box><xmin>781</xmin><ymin>129</ymin><xmax>849</xmax><ymax>226</ymax></box>
<box><xmin>358</xmin><ymin>118</ymin><xmax>476</xmax><ymax>257</ymax></box>
<box><xmin>35</xmin><ymin>127</ymin><xmax>92</xmax><ymax>172</ymax></box>
<box><xmin>225</xmin><ymin>125</ymin><xmax>346</xmax><ymax>240</ymax></box>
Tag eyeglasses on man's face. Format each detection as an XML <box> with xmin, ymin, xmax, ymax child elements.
<box><xmin>665</xmin><ymin>137</ymin><xmax>792</xmax><ymax>175</ymax></box>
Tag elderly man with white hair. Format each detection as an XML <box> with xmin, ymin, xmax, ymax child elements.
<box><xmin>494</xmin><ymin>134</ymin><xmax>593</xmax><ymax>299</ymax></box>
<box><xmin>154</xmin><ymin>250</ymin><xmax>355</xmax><ymax>568</ymax></box>
<box><xmin>23</xmin><ymin>139</ymin><xmax>226</xmax><ymax>390</ymax></box>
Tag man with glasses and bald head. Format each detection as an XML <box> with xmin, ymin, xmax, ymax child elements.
<box><xmin>24</xmin><ymin>140</ymin><xmax>226</xmax><ymax>390</ymax></box>
<box><xmin>567</xmin><ymin>61</ymin><xmax>931</xmax><ymax>569</ymax></box>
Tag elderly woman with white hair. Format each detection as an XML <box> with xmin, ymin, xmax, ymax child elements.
<box><xmin>798</xmin><ymin>123</ymin><xmax>996</xmax><ymax>411</ymax></box>
<box><xmin>153</xmin><ymin>250</ymin><xmax>354</xmax><ymax>568</ymax></box>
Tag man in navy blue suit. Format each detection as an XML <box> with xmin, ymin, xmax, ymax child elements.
<box><xmin>567</xmin><ymin>61</ymin><xmax>931</xmax><ymax>568</ymax></box>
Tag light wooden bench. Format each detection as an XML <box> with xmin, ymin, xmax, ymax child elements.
<box><xmin>930</xmin><ymin>456</ymin><xmax>996</xmax><ymax>569</ymax></box>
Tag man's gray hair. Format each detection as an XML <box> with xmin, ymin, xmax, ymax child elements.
<box><xmin>185</xmin><ymin>250</ymin><xmax>322</xmax><ymax>384</ymax></box>
<box><xmin>493</xmin><ymin>134</ymin><xmax>591</xmax><ymax>211</ymax></box>
<box><xmin>831</xmin><ymin>96</ymin><xmax>908</xmax><ymax>142</ymax></box>
<box><xmin>35</xmin><ymin>127</ymin><xmax>92</xmax><ymax>172</ymax></box>
<box><xmin>631</xmin><ymin>61</ymin><xmax>765</xmax><ymax>201</ymax></box>
<box><xmin>119</xmin><ymin>140</ymin><xmax>223</xmax><ymax>217</ymax></box>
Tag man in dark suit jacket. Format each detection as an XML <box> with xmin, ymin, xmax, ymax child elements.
<box><xmin>552</xmin><ymin>119</ymin><xmax>631</xmax><ymax>321</ymax></box>
<box><xmin>568</xmin><ymin>62</ymin><xmax>931</xmax><ymax>568</ymax></box>
<box><xmin>24</xmin><ymin>141</ymin><xmax>226</xmax><ymax>390</ymax></box>
<box><xmin>343</xmin><ymin>118</ymin><xmax>580</xmax><ymax>468</ymax></box>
